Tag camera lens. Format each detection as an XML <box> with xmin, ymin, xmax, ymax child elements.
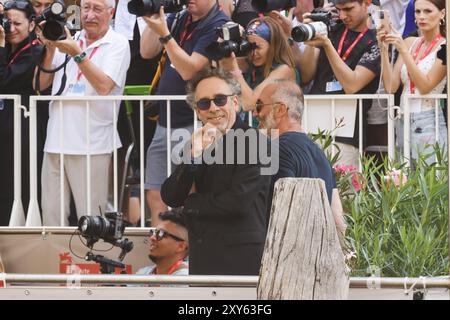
<box><xmin>43</xmin><ymin>20</ymin><xmax>67</xmax><ymax>41</ymax></box>
<box><xmin>291</xmin><ymin>24</ymin><xmax>315</xmax><ymax>42</ymax></box>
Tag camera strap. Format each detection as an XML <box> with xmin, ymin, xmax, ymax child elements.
<box><xmin>337</xmin><ymin>26</ymin><xmax>368</xmax><ymax>62</ymax></box>
<box><xmin>7</xmin><ymin>39</ymin><xmax>40</xmax><ymax>67</ymax></box>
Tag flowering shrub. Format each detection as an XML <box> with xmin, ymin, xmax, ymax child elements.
<box><xmin>310</xmin><ymin>130</ymin><xmax>449</xmax><ymax>277</ymax></box>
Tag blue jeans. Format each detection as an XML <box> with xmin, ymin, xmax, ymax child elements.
<box><xmin>396</xmin><ymin>108</ymin><xmax>448</xmax><ymax>164</ymax></box>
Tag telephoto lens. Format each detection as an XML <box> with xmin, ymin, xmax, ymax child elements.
<box><xmin>291</xmin><ymin>21</ymin><xmax>328</xmax><ymax>42</ymax></box>
<box><xmin>128</xmin><ymin>0</ymin><xmax>186</xmax><ymax>17</ymax></box>
<box><xmin>35</xmin><ymin>1</ymin><xmax>67</xmax><ymax>41</ymax></box>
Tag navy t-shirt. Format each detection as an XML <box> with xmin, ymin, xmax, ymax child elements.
<box><xmin>270</xmin><ymin>132</ymin><xmax>336</xmax><ymax>205</ymax></box>
<box><xmin>157</xmin><ymin>7</ymin><xmax>230</xmax><ymax>128</ymax></box>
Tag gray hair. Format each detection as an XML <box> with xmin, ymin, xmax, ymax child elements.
<box><xmin>81</xmin><ymin>0</ymin><xmax>116</xmax><ymax>8</ymax></box>
<box><xmin>186</xmin><ymin>67</ymin><xmax>241</xmax><ymax>110</ymax></box>
<box><xmin>271</xmin><ymin>79</ymin><xmax>304</xmax><ymax>123</ymax></box>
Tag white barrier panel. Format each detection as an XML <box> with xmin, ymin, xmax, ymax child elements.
<box><xmin>0</xmin><ymin>227</ymin><xmax>151</xmax><ymax>274</ymax></box>
<box><xmin>0</xmin><ymin>95</ymin><xmax>25</xmax><ymax>227</ymax></box>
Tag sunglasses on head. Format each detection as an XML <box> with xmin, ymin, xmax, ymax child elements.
<box><xmin>149</xmin><ymin>228</ymin><xmax>185</xmax><ymax>242</ymax></box>
<box><xmin>196</xmin><ymin>94</ymin><xmax>234</xmax><ymax>111</ymax></box>
<box><xmin>3</xmin><ymin>1</ymin><xmax>32</xmax><ymax>11</ymax></box>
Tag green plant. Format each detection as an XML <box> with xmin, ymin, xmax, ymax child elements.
<box><xmin>310</xmin><ymin>129</ymin><xmax>449</xmax><ymax>277</ymax></box>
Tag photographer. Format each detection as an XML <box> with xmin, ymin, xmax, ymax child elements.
<box><xmin>0</xmin><ymin>0</ymin><xmax>44</xmax><ymax>225</ymax></box>
<box><xmin>297</xmin><ymin>0</ymin><xmax>380</xmax><ymax>168</ymax></box>
<box><xmin>139</xmin><ymin>0</ymin><xmax>229</xmax><ymax>226</ymax></box>
<box><xmin>220</xmin><ymin>16</ymin><xmax>299</xmax><ymax>113</ymax></box>
<box><xmin>136</xmin><ymin>208</ymin><xmax>188</xmax><ymax>276</ymax></box>
<box><xmin>31</xmin><ymin>0</ymin><xmax>54</xmax><ymax>16</ymax></box>
<box><xmin>34</xmin><ymin>0</ymin><xmax>131</xmax><ymax>226</ymax></box>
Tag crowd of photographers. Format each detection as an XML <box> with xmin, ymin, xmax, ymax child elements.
<box><xmin>0</xmin><ymin>0</ymin><xmax>448</xmax><ymax>275</ymax></box>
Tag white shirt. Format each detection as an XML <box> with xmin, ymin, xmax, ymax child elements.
<box><xmin>45</xmin><ymin>27</ymin><xmax>131</xmax><ymax>155</ymax></box>
<box><xmin>114</xmin><ymin>0</ymin><xmax>147</xmax><ymax>40</ymax></box>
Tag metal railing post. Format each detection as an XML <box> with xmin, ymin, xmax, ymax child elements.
<box><xmin>9</xmin><ymin>95</ymin><xmax>25</xmax><ymax>226</ymax></box>
<box><xmin>25</xmin><ymin>97</ymin><xmax>42</xmax><ymax>226</ymax></box>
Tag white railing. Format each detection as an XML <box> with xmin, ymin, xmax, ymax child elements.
<box><xmin>6</xmin><ymin>93</ymin><xmax>447</xmax><ymax>227</ymax></box>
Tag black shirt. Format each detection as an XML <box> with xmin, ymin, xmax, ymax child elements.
<box><xmin>310</xmin><ymin>23</ymin><xmax>381</xmax><ymax>148</ymax></box>
<box><xmin>270</xmin><ymin>131</ymin><xmax>336</xmax><ymax>206</ymax></box>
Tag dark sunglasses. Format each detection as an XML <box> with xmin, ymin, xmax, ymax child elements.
<box><xmin>255</xmin><ymin>99</ymin><xmax>283</xmax><ymax>113</ymax></box>
<box><xmin>149</xmin><ymin>228</ymin><xmax>185</xmax><ymax>242</ymax></box>
<box><xmin>196</xmin><ymin>94</ymin><xmax>234</xmax><ymax>111</ymax></box>
<box><xmin>3</xmin><ymin>0</ymin><xmax>32</xmax><ymax>11</ymax></box>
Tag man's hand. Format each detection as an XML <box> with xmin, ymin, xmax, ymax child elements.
<box><xmin>142</xmin><ymin>6</ymin><xmax>170</xmax><ymax>37</ymax></box>
<box><xmin>51</xmin><ymin>27</ymin><xmax>82</xmax><ymax>57</ymax></box>
<box><xmin>191</xmin><ymin>123</ymin><xmax>223</xmax><ymax>158</ymax></box>
<box><xmin>304</xmin><ymin>32</ymin><xmax>331</xmax><ymax>48</ymax></box>
<box><xmin>269</xmin><ymin>8</ymin><xmax>294</xmax><ymax>38</ymax></box>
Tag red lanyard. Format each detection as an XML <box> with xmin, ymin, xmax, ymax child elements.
<box><xmin>179</xmin><ymin>15</ymin><xmax>196</xmax><ymax>48</ymax></box>
<box><xmin>76</xmin><ymin>39</ymin><xmax>99</xmax><ymax>82</ymax></box>
<box><xmin>337</xmin><ymin>27</ymin><xmax>368</xmax><ymax>62</ymax></box>
<box><xmin>153</xmin><ymin>260</ymin><xmax>184</xmax><ymax>275</ymax></box>
<box><xmin>7</xmin><ymin>39</ymin><xmax>39</xmax><ymax>67</ymax></box>
<box><xmin>409</xmin><ymin>34</ymin><xmax>443</xmax><ymax>93</ymax></box>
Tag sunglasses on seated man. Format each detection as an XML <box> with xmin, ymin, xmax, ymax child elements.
<box><xmin>195</xmin><ymin>94</ymin><xmax>235</xmax><ymax>111</ymax></box>
<box><xmin>149</xmin><ymin>228</ymin><xmax>185</xmax><ymax>242</ymax></box>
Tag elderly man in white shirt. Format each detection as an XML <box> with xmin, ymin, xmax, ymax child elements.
<box><xmin>34</xmin><ymin>0</ymin><xmax>131</xmax><ymax>226</ymax></box>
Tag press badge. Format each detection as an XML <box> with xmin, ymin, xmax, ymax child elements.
<box><xmin>326</xmin><ymin>80</ymin><xmax>343</xmax><ymax>92</ymax></box>
<box><xmin>67</xmin><ymin>83</ymin><xmax>86</xmax><ymax>96</ymax></box>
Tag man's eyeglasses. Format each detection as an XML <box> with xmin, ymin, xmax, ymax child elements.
<box><xmin>195</xmin><ymin>94</ymin><xmax>234</xmax><ymax>111</ymax></box>
<box><xmin>255</xmin><ymin>100</ymin><xmax>283</xmax><ymax>113</ymax></box>
<box><xmin>149</xmin><ymin>228</ymin><xmax>185</xmax><ymax>242</ymax></box>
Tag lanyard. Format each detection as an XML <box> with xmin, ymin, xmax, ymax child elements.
<box><xmin>76</xmin><ymin>39</ymin><xmax>99</xmax><ymax>82</ymax></box>
<box><xmin>153</xmin><ymin>259</ymin><xmax>185</xmax><ymax>275</ymax></box>
<box><xmin>409</xmin><ymin>34</ymin><xmax>443</xmax><ymax>93</ymax></box>
<box><xmin>179</xmin><ymin>15</ymin><xmax>196</xmax><ymax>48</ymax></box>
<box><xmin>7</xmin><ymin>39</ymin><xmax>39</xmax><ymax>67</ymax></box>
<box><xmin>337</xmin><ymin>27</ymin><xmax>368</xmax><ymax>62</ymax></box>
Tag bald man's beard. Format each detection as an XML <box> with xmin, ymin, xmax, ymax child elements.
<box><xmin>258</xmin><ymin>111</ymin><xmax>277</xmax><ymax>137</ymax></box>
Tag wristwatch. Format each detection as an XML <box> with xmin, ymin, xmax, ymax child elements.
<box><xmin>73</xmin><ymin>51</ymin><xmax>87</xmax><ymax>63</ymax></box>
<box><xmin>159</xmin><ymin>34</ymin><xmax>173</xmax><ymax>45</ymax></box>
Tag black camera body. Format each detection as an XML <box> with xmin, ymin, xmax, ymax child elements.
<box><xmin>78</xmin><ymin>211</ymin><xmax>125</xmax><ymax>245</ymax></box>
<box><xmin>251</xmin><ymin>0</ymin><xmax>296</xmax><ymax>13</ymax></box>
<box><xmin>205</xmin><ymin>22</ymin><xmax>255</xmax><ymax>61</ymax></box>
<box><xmin>0</xmin><ymin>14</ymin><xmax>10</xmax><ymax>34</ymax></box>
<box><xmin>291</xmin><ymin>10</ymin><xmax>340</xmax><ymax>42</ymax></box>
<box><xmin>35</xmin><ymin>1</ymin><xmax>67</xmax><ymax>41</ymax></box>
<box><xmin>128</xmin><ymin>0</ymin><xmax>187</xmax><ymax>17</ymax></box>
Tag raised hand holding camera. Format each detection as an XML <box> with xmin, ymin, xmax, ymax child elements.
<box><xmin>142</xmin><ymin>5</ymin><xmax>170</xmax><ymax>37</ymax></box>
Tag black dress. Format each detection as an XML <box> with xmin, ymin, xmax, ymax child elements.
<box><xmin>0</xmin><ymin>35</ymin><xmax>44</xmax><ymax>225</ymax></box>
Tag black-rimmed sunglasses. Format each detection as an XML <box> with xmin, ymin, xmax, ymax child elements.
<box><xmin>196</xmin><ymin>94</ymin><xmax>234</xmax><ymax>111</ymax></box>
<box><xmin>255</xmin><ymin>99</ymin><xmax>283</xmax><ymax>113</ymax></box>
<box><xmin>149</xmin><ymin>228</ymin><xmax>185</xmax><ymax>242</ymax></box>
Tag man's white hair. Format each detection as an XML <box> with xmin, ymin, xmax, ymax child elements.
<box><xmin>80</xmin><ymin>0</ymin><xmax>116</xmax><ymax>8</ymax></box>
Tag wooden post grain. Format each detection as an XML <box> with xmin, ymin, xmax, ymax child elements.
<box><xmin>258</xmin><ymin>178</ymin><xmax>349</xmax><ymax>300</ymax></box>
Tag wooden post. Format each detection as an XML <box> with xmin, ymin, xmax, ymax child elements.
<box><xmin>258</xmin><ymin>178</ymin><xmax>349</xmax><ymax>300</ymax></box>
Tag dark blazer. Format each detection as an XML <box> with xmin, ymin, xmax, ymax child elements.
<box><xmin>161</xmin><ymin>117</ymin><xmax>270</xmax><ymax>275</ymax></box>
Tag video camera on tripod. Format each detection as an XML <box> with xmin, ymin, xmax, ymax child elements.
<box><xmin>77</xmin><ymin>212</ymin><xmax>134</xmax><ymax>274</ymax></box>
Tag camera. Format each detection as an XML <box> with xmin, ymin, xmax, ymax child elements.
<box><xmin>78</xmin><ymin>211</ymin><xmax>125</xmax><ymax>244</ymax></box>
<box><xmin>0</xmin><ymin>14</ymin><xmax>10</xmax><ymax>34</ymax></box>
<box><xmin>128</xmin><ymin>0</ymin><xmax>187</xmax><ymax>17</ymax></box>
<box><xmin>291</xmin><ymin>10</ymin><xmax>339</xmax><ymax>42</ymax></box>
<box><xmin>205</xmin><ymin>22</ymin><xmax>256</xmax><ymax>61</ymax></box>
<box><xmin>34</xmin><ymin>1</ymin><xmax>67</xmax><ymax>41</ymax></box>
<box><xmin>251</xmin><ymin>0</ymin><xmax>296</xmax><ymax>13</ymax></box>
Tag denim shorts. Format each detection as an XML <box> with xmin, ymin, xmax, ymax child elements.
<box><xmin>396</xmin><ymin>108</ymin><xmax>448</xmax><ymax>163</ymax></box>
<box><xmin>145</xmin><ymin>123</ymin><xmax>194</xmax><ymax>190</ymax></box>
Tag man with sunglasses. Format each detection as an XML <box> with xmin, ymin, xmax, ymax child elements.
<box><xmin>161</xmin><ymin>67</ymin><xmax>271</xmax><ymax>276</ymax></box>
<box><xmin>140</xmin><ymin>0</ymin><xmax>229</xmax><ymax>226</ymax></box>
<box><xmin>254</xmin><ymin>80</ymin><xmax>347</xmax><ymax>237</ymax></box>
<box><xmin>136</xmin><ymin>208</ymin><xmax>189</xmax><ymax>276</ymax></box>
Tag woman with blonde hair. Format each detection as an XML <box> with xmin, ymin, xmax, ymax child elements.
<box><xmin>221</xmin><ymin>16</ymin><xmax>300</xmax><ymax>113</ymax></box>
<box><xmin>377</xmin><ymin>0</ymin><xmax>447</xmax><ymax>162</ymax></box>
